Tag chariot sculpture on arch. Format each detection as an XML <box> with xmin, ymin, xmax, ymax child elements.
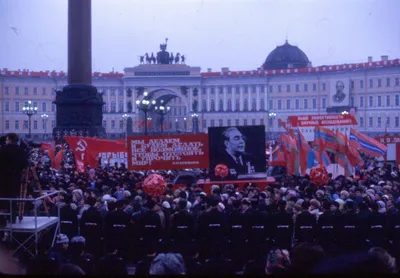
<box><xmin>139</xmin><ymin>38</ymin><xmax>187</xmax><ymax>65</ymax></box>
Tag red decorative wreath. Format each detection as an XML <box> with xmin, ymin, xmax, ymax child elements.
<box><xmin>310</xmin><ymin>165</ymin><xmax>329</xmax><ymax>186</ymax></box>
<box><xmin>142</xmin><ymin>174</ymin><xmax>167</xmax><ymax>197</ymax></box>
<box><xmin>215</xmin><ymin>164</ymin><xmax>229</xmax><ymax>179</ymax></box>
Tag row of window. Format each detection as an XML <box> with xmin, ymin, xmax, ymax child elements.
<box><xmin>199</xmin><ymin>98</ymin><xmax>326</xmax><ymax>111</ymax></box>
<box><xmin>3</xmin><ymin>101</ymin><xmax>56</xmax><ymax>113</ymax></box>
<box><xmin>359</xmin><ymin>116</ymin><xmax>400</xmax><ymax>128</ymax></box>
<box><xmin>4</xmin><ymin>76</ymin><xmax>400</xmax><ymax>97</ymax></box>
<box><xmin>4</xmin><ymin>120</ymin><xmax>55</xmax><ymax>130</ymax></box>
<box><xmin>102</xmin><ymin>120</ymin><xmax>189</xmax><ymax>130</ymax></box>
<box><xmin>3</xmin><ymin>87</ymin><xmax>56</xmax><ymax>96</ymax></box>
<box><xmin>359</xmin><ymin>95</ymin><xmax>400</xmax><ymax>107</ymax></box>
<box><xmin>201</xmin><ymin>77</ymin><xmax>400</xmax><ymax>95</ymax></box>
<box><xmin>203</xmin><ymin>118</ymin><xmax>273</xmax><ymax>128</ymax></box>
<box><xmin>4</xmin><ymin>95</ymin><xmax>400</xmax><ymax>114</ymax></box>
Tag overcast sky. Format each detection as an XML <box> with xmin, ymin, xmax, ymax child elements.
<box><xmin>1</xmin><ymin>0</ymin><xmax>399</xmax><ymax>73</ymax></box>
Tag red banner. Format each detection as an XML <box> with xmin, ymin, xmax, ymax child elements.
<box><xmin>127</xmin><ymin>134</ymin><xmax>209</xmax><ymax>170</ymax></box>
<box><xmin>288</xmin><ymin>114</ymin><xmax>357</xmax><ymax>127</ymax></box>
<box><xmin>65</xmin><ymin>137</ymin><xmax>127</xmax><ymax>172</ymax></box>
<box><xmin>397</xmin><ymin>143</ymin><xmax>400</xmax><ymax>167</ymax></box>
<box><xmin>375</xmin><ymin>136</ymin><xmax>400</xmax><ymax>144</ymax></box>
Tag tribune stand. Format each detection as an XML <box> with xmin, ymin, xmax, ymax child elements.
<box><xmin>0</xmin><ymin>191</ymin><xmax>60</xmax><ymax>257</ymax></box>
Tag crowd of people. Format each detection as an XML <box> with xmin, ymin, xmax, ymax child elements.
<box><xmin>1</xmin><ymin>133</ymin><xmax>400</xmax><ymax>275</ymax></box>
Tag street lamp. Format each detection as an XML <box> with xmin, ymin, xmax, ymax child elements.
<box><xmin>268</xmin><ymin>112</ymin><xmax>277</xmax><ymax>140</ymax></box>
<box><xmin>23</xmin><ymin>101</ymin><xmax>38</xmax><ymax>138</ymax></box>
<box><xmin>147</xmin><ymin>117</ymin><xmax>152</xmax><ymax>132</ymax></box>
<box><xmin>175</xmin><ymin>118</ymin><xmax>179</xmax><ymax>131</ymax></box>
<box><xmin>184</xmin><ymin>117</ymin><xmax>187</xmax><ymax>133</ymax></box>
<box><xmin>135</xmin><ymin>92</ymin><xmax>154</xmax><ymax>135</ymax></box>
<box><xmin>41</xmin><ymin>113</ymin><xmax>49</xmax><ymax>140</ymax></box>
<box><xmin>154</xmin><ymin>100</ymin><xmax>171</xmax><ymax>133</ymax></box>
<box><xmin>122</xmin><ymin>113</ymin><xmax>130</xmax><ymax>138</ymax></box>
<box><xmin>191</xmin><ymin>113</ymin><xmax>199</xmax><ymax>133</ymax></box>
<box><xmin>341</xmin><ymin>111</ymin><xmax>349</xmax><ymax>115</ymax></box>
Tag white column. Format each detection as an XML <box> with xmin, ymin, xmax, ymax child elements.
<box><xmin>107</xmin><ymin>87</ymin><xmax>111</xmax><ymax>112</ymax></box>
<box><xmin>223</xmin><ymin>86</ymin><xmax>227</xmax><ymax>111</ymax></box>
<box><xmin>248</xmin><ymin>87</ymin><xmax>251</xmax><ymax>111</ymax></box>
<box><xmin>189</xmin><ymin>87</ymin><xmax>193</xmax><ymax>112</ymax></box>
<box><xmin>240</xmin><ymin>86</ymin><xmax>244</xmax><ymax>111</ymax></box>
<box><xmin>256</xmin><ymin>85</ymin><xmax>260</xmax><ymax>111</ymax></box>
<box><xmin>264</xmin><ymin>85</ymin><xmax>268</xmax><ymax>110</ymax></box>
<box><xmin>123</xmin><ymin>86</ymin><xmax>127</xmax><ymax>112</ymax></box>
<box><xmin>115</xmin><ymin>88</ymin><xmax>118</xmax><ymax>112</ymax></box>
<box><xmin>207</xmin><ymin>87</ymin><xmax>211</xmax><ymax>112</ymax></box>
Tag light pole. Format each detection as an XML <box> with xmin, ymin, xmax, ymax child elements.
<box><xmin>175</xmin><ymin>118</ymin><xmax>179</xmax><ymax>132</ymax></box>
<box><xmin>135</xmin><ymin>92</ymin><xmax>155</xmax><ymax>135</ymax></box>
<box><xmin>268</xmin><ymin>112</ymin><xmax>276</xmax><ymax>140</ymax></box>
<box><xmin>23</xmin><ymin>101</ymin><xmax>38</xmax><ymax>139</ymax></box>
<box><xmin>147</xmin><ymin>117</ymin><xmax>152</xmax><ymax>132</ymax></box>
<box><xmin>122</xmin><ymin>113</ymin><xmax>130</xmax><ymax>138</ymax></box>
<box><xmin>41</xmin><ymin>113</ymin><xmax>49</xmax><ymax>140</ymax></box>
<box><xmin>154</xmin><ymin>100</ymin><xmax>171</xmax><ymax>133</ymax></box>
<box><xmin>191</xmin><ymin>113</ymin><xmax>199</xmax><ymax>133</ymax></box>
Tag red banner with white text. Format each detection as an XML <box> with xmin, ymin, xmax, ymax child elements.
<box><xmin>127</xmin><ymin>134</ymin><xmax>209</xmax><ymax>170</ymax></box>
<box><xmin>64</xmin><ymin>137</ymin><xmax>127</xmax><ymax>172</ymax></box>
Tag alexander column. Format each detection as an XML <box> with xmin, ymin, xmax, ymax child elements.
<box><xmin>53</xmin><ymin>0</ymin><xmax>105</xmax><ymax>143</ymax></box>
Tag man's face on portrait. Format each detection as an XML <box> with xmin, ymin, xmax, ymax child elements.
<box><xmin>225</xmin><ymin>128</ymin><xmax>246</xmax><ymax>155</ymax></box>
<box><xmin>336</xmin><ymin>81</ymin><xmax>344</xmax><ymax>93</ymax></box>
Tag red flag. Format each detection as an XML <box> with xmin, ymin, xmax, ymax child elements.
<box><xmin>278</xmin><ymin>119</ymin><xmax>294</xmax><ymax>137</ymax></box>
<box><xmin>147</xmin><ymin>119</ymin><xmax>152</xmax><ymax>130</ymax></box>
<box><xmin>138</xmin><ymin>120</ymin><xmax>145</xmax><ymax>128</ymax></box>
<box><xmin>54</xmin><ymin>150</ymin><xmax>63</xmax><ymax>169</ymax></box>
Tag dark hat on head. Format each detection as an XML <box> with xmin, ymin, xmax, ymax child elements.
<box><xmin>208</xmin><ymin>197</ymin><xmax>219</xmax><ymax>207</ymax></box>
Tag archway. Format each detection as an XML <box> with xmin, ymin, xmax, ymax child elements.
<box><xmin>136</xmin><ymin>87</ymin><xmax>190</xmax><ymax>133</ymax></box>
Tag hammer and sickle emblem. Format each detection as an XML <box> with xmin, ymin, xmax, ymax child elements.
<box><xmin>76</xmin><ymin>139</ymin><xmax>87</xmax><ymax>152</ymax></box>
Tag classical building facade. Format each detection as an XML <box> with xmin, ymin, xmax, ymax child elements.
<box><xmin>1</xmin><ymin>41</ymin><xmax>400</xmax><ymax>140</ymax></box>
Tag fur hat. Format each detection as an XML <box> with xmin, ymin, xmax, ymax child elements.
<box><xmin>56</xmin><ymin>234</ymin><xmax>69</xmax><ymax>244</ymax></box>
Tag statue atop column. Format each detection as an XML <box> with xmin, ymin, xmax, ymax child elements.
<box><xmin>157</xmin><ymin>38</ymin><xmax>170</xmax><ymax>64</ymax></box>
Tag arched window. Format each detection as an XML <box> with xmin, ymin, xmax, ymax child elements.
<box><xmin>202</xmin><ymin>100</ymin><xmax>207</xmax><ymax>111</ymax></box>
<box><xmin>219</xmin><ymin>99</ymin><xmax>224</xmax><ymax>111</ymax></box>
<box><xmin>244</xmin><ymin>99</ymin><xmax>249</xmax><ymax>111</ymax></box>
<box><xmin>227</xmin><ymin>99</ymin><xmax>232</xmax><ymax>111</ymax></box>
<box><xmin>260</xmin><ymin>98</ymin><xmax>265</xmax><ymax>111</ymax></box>
<box><xmin>235</xmin><ymin>99</ymin><xmax>240</xmax><ymax>111</ymax></box>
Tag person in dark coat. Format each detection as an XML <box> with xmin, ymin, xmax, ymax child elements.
<box><xmin>139</xmin><ymin>198</ymin><xmax>163</xmax><ymax>242</ymax></box>
<box><xmin>104</xmin><ymin>200</ymin><xmax>131</xmax><ymax>258</ymax></box>
<box><xmin>60</xmin><ymin>194</ymin><xmax>79</xmax><ymax>239</ymax></box>
<box><xmin>170</xmin><ymin>199</ymin><xmax>195</xmax><ymax>240</ymax></box>
<box><xmin>316</xmin><ymin>200</ymin><xmax>338</xmax><ymax>254</ymax></box>
<box><xmin>272</xmin><ymin>200</ymin><xmax>294</xmax><ymax>250</ymax></box>
<box><xmin>68</xmin><ymin>236</ymin><xmax>94</xmax><ymax>275</ymax></box>
<box><xmin>294</xmin><ymin>201</ymin><xmax>316</xmax><ymax>243</ymax></box>
<box><xmin>211</xmin><ymin>127</ymin><xmax>262</xmax><ymax>179</ymax></box>
<box><xmin>135</xmin><ymin>243</ymin><xmax>157</xmax><ymax>276</ymax></box>
<box><xmin>340</xmin><ymin>200</ymin><xmax>361</xmax><ymax>251</ymax></box>
<box><xmin>197</xmin><ymin>197</ymin><xmax>227</xmax><ymax>260</ymax></box>
<box><xmin>97</xmin><ymin>242</ymin><xmax>128</xmax><ymax>275</ymax></box>
<box><xmin>0</xmin><ymin>133</ymin><xmax>28</xmax><ymax>225</ymax></box>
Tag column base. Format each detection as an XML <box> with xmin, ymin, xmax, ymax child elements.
<box><xmin>53</xmin><ymin>84</ymin><xmax>106</xmax><ymax>142</ymax></box>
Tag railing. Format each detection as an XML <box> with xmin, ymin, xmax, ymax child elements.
<box><xmin>0</xmin><ymin>190</ymin><xmax>60</xmax><ymax>231</ymax></box>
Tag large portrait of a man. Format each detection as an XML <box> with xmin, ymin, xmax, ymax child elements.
<box><xmin>332</xmin><ymin>80</ymin><xmax>346</xmax><ymax>103</ymax></box>
<box><xmin>208</xmin><ymin>125</ymin><xmax>267</xmax><ymax>181</ymax></box>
